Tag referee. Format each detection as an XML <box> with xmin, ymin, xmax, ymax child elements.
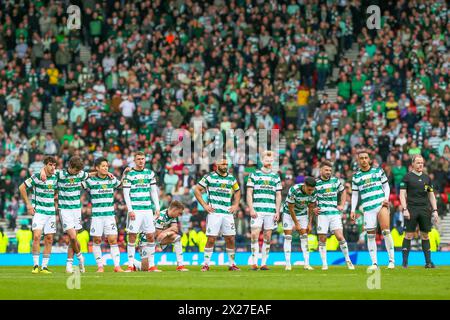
<box><xmin>399</xmin><ymin>155</ymin><xmax>439</xmax><ymax>268</ymax></box>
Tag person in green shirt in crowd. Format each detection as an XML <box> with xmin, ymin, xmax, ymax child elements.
<box><xmin>408</xmin><ymin>141</ymin><xmax>421</xmax><ymax>156</ymax></box>
<box><xmin>351</xmin><ymin>73</ymin><xmax>366</xmax><ymax>98</ymax></box>
<box><xmin>372</xmin><ymin>95</ymin><xmax>386</xmax><ymax>114</ymax></box>
<box><xmin>392</xmin><ymin>158</ymin><xmax>407</xmax><ymax>194</ymax></box>
<box><xmin>89</xmin><ymin>12</ymin><xmax>102</xmax><ymax>39</ymax></box>
<box><xmin>337</xmin><ymin>74</ymin><xmax>351</xmax><ymax>101</ymax></box>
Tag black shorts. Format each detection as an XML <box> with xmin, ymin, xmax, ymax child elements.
<box><xmin>405</xmin><ymin>206</ymin><xmax>432</xmax><ymax>233</ymax></box>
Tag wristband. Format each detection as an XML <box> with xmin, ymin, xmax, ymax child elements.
<box><xmin>432</xmin><ymin>209</ymin><xmax>438</xmax><ymax>213</ymax></box>
<box><xmin>402</xmin><ymin>208</ymin><xmax>408</xmax><ymax>212</ymax></box>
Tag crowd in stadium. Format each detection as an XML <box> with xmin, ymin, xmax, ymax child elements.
<box><xmin>0</xmin><ymin>0</ymin><xmax>449</xmax><ymax>253</ymax></box>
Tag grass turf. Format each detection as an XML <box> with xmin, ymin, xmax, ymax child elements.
<box><xmin>0</xmin><ymin>266</ymin><xmax>449</xmax><ymax>300</ymax></box>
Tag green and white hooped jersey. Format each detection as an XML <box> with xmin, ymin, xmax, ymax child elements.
<box><xmin>122</xmin><ymin>168</ymin><xmax>157</xmax><ymax>212</ymax></box>
<box><xmin>247</xmin><ymin>169</ymin><xmax>282</xmax><ymax>215</ymax></box>
<box><xmin>282</xmin><ymin>183</ymin><xmax>316</xmax><ymax>216</ymax></box>
<box><xmin>24</xmin><ymin>174</ymin><xmax>58</xmax><ymax>215</ymax></box>
<box><xmin>352</xmin><ymin>166</ymin><xmax>388</xmax><ymax>212</ymax></box>
<box><xmin>56</xmin><ymin>170</ymin><xmax>89</xmax><ymax>211</ymax></box>
<box><xmin>155</xmin><ymin>209</ymin><xmax>178</xmax><ymax>229</ymax></box>
<box><xmin>315</xmin><ymin>176</ymin><xmax>345</xmax><ymax>215</ymax></box>
<box><xmin>198</xmin><ymin>171</ymin><xmax>240</xmax><ymax>215</ymax></box>
<box><xmin>82</xmin><ymin>175</ymin><xmax>121</xmax><ymax>217</ymax></box>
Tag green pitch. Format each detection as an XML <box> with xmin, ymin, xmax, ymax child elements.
<box><xmin>0</xmin><ymin>266</ymin><xmax>449</xmax><ymax>300</ymax></box>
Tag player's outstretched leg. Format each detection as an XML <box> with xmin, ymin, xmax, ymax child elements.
<box><xmin>126</xmin><ymin>233</ymin><xmax>137</xmax><ymax>272</ymax></box>
<box><xmin>379</xmin><ymin>206</ymin><xmax>394</xmax><ymax>269</ymax></box>
<box><xmin>107</xmin><ymin>235</ymin><xmax>123</xmax><ymax>272</ymax></box>
<box><xmin>318</xmin><ymin>236</ymin><xmax>327</xmax><ymax>270</ymax></box>
<box><xmin>283</xmin><ymin>232</ymin><xmax>292</xmax><ymax>271</ymax></box>
<box><xmin>146</xmin><ymin>233</ymin><xmax>161</xmax><ymax>272</ymax></box>
<box><xmin>225</xmin><ymin>235</ymin><xmax>240</xmax><ymax>271</ymax></box>
<box><xmin>31</xmin><ymin>229</ymin><xmax>42</xmax><ymax>274</ymax></box>
<box><xmin>334</xmin><ymin>229</ymin><xmax>354</xmax><ymax>270</ymax></box>
<box><xmin>93</xmin><ymin>237</ymin><xmax>104</xmax><ymax>272</ymax></box>
<box><xmin>67</xmin><ymin>229</ymin><xmax>85</xmax><ymax>273</ymax></box>
<box><xmin>40</xmin><ymin>234</ymin><xmax>53</xmax><ymax>273</ymax></box>
<box><xmin>173</xmin><ymin>235</ymin><xmax>188</xmax><ymax>271</ymax></box>
<box><xmin>367</xmin><ymin>232</ymin><xmax>378</xmax><ymax>270</ymax></box>
<box><xmin>201</xmin><ymin>236</ymin><xmax>216</xmax><ymax>271</ymax></box>
<box><xmin>250</xmin><ymin>226</ymin><xmax>260</xmax><ymax>270</ymax></box>
<box><xmin>300</xmin><ymin>233</ymin><xmax>313</xmax><ymax>270</ymax></box>
<box><xmin>260</xmin><ymin>227</ymin><xmax>273</xmax><ymax>270</ymax></box>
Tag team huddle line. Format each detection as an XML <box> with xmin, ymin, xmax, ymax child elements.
<box><xmin>19</xmin><ymin>150</ymin><xmax>438</xmax><ymax>273</ymax></box>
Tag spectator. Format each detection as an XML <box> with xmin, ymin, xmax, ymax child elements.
<box><xmin>16</xmin><ymin>220</ymin><xmax>32</xmax><ymax>254</ymax></box>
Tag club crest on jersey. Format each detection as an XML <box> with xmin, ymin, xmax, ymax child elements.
<box><xmin>139</xmin><ymin>179</ymin><xmax>145</xmax><ymax>184</ymax></box>
<box><xmin>70</xmin><ymin>178</ymin><xmax>75</xmax><ymax>184</ymax></box>
<box><xmin>365</xmin><ymin>178</ymin><xmax>371</xmax><ymax>184</ymax></box>
<box><xmin>48</xmin><ymin>184</ymin><xmax>53</xmax><ymax>189</ymax></box>
<box><xmin>102</xmin><ymin>184</ymin><xmax>107</xmax><ymax>189</ymax></box>
<box><xmin>263</xmin><ymin>180</ymin><xmax>270</xmax><ymax>185</ymax></box>
<box><xmin>326</xmin><ymin>188</ymin><xmax>332</xmax><ymax>193</ymax></box>
<box><xmin>221</xmin><ymin>183</ymin><xmax>227</xmax><ymax>188</ymax></box>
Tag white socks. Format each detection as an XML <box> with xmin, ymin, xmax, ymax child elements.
<box><xmin>93</xmin><ymin>243</ymin><xmax>103</xmax><ymax>268</ymax></box>
<box><xmin>319</xmin><ymin>241</ymin><xmax>327</xmax><ymax>266</ymax></box>
<box><xmin>174</xmin><ymin>236</ymin><xmax>183</xmax><ymax>266</ymax></box>
<box><xmin>226</xmin><ymin>248</ymin><xmax>235</xmax><ymax>265</ymax></box>
<box><xmin>261</xmin><ymin>240</ymin><xmax>270</xmax><ymax>266</ymax></box>
<box><xmin>110</xmin><ymin>244</ymin><xmax>121</xmax><ymax>267</ymax></box>
<box><xmin>284</xmin><ymin>235</ymin><xmax>292</xmax><ymax>266</ymax></box>
<box><xmin>382</xmin><ymin>229</ymin><xmax>395</xmax><ymax>263</ymax></box>
<box><xmin>367</xmin><ymin>233</ymin><xmax>378</xmax><ymax>265</ymax></box>
<box><xmin>66</xmin><ymin>258</ymin><xmax>73</xmax><ymax>269</ymax></box>
<box><xmin>251</xmin><ymin>239</ymin><xmax>259</xmax><ymax>265</ymax></box>
<box><xmin>42</xmin><ymin>254</ymin><xmax>50</xmax><ymax>268</ymax></box>
<box><xmin>300</xmin><ymin>234</ymin><xmax>310</xmax><ymax>265</ymax></box>
<box><xmin>33</xmin><ymin>253</ymin><xmax>39</xmax><ymax>266</ymax></box>
<box><xmin>147</xmin><ymin>242</ymin><xmax>156</xmax><ymax>267</ymax></box>
<box><xmin>203</xmin><ymin>247</ymin><xmax>213</xmax><ymax>265</ymax></box>
<box><xmin>127</xmin><ymin>242</ymin><xmax>136</xmax><ymax>267</ymax></box>
<box><xmin>339</xmin><ymin>240</ymin><xmax>351</xmax><ymax>262</ymax></box>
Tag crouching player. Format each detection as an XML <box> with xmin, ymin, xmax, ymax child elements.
<box><xmin>135</xmin><ymin>201</ymin><xmax>189</xmax><ymax>271</ymax></box>
<box><xmin>82</xmin><ymin>157</ymin><xmax>124</xmax><ymax>272</ymax></box>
